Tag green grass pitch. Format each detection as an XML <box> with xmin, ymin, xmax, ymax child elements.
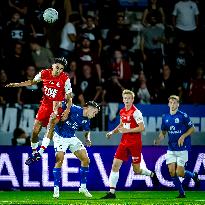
<box><xmin>0</xmin><ymin>191</ymin><xmax>205</xmax><ymax>205</ymax></box>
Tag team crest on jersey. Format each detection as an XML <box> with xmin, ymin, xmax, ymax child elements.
<box><xmin>56</xmin><ymin>82</ymin><xmax>60</xmax><ymax>87</ymax></box>
<box><xmin>170</xmin><ymin>126</ymin><xmax>175</xmax><ymax>131</ymax></box>
<box><xmin>175</xmin><ymin>118</ymin><xmax>179</xmax><ymax>123</ymax></box>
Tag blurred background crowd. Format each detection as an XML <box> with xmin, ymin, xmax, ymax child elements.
<box><xmin>0</xmin><ymin>0</ymin><xmax>205</xmax><ymax>107</ymax></box>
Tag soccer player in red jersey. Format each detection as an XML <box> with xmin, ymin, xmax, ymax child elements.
<box><xmin>101</xmin><ymin>89</ymin><xmax>156</xmax><ymax>199</ymax></box>
<box><xmin>6</xmin><ymin>57</ymin><xmax>72</xmax><ymax>165</ymax></box>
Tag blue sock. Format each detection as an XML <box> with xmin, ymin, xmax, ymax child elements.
<box><xmin>80</xmin><ymin>167</ymin><xmax>89</xmax><ymax>186</ymax></box>
<box><xmin>184</xmin><ymin>170</ymin><xmax>194</xmax><ymax>179</ymax></box>
<box><xmin>172</xmin><ymin>176</ymin><xmax>184</xmax><ymax>195</ymax></box>
<box><xmin>53</xmin><ymin>167</ymin><xmax>61</xmax><ymax>187</ymax></box>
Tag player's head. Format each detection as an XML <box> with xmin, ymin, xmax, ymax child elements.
<box><xmin>168</xmin><ymin>95</ymin><xmax>180</xmax><ymax>113</ymax></box>
<box><xmin>84</xmin><ymin>101</ymin><xmax>100</xmax><ymax>119</ymax></box>
<box><xmin>52</xmin><ymin>57</ymin><xmax>67</xmax><ymax>76</ymax></box>
<box><xmin>122</xmin><ymin>89</ymin><xmax>135</xmax><ymax>107</ymax></box>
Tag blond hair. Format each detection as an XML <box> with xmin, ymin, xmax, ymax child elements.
<box><xmin>168</xmin><ymin>95</ymin><xmax>180</xmax><ymax>102</ymax></box>
<box><xmin>122</xmin><ymin>89</ymin><xmax>135</xmax><ymax>98</ymax></box>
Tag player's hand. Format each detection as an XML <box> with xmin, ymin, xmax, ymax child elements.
<box><xmin>85</xmin><ymin>139</ymin><xmax>92</xmax><ymax>147</ymax></box>
<box><xmin>118</xmin><ymin>127</ymin><xmax>128</xmax><ymax>133</ymax></box>
<box><xmin>106</xmin><ymin>131</ymin><xmax>113</xmax><ymax>139</ymax></box>
<box><xmin>178</xmin><ymin>135</ymin><xmax>185</xmax><ymax>147</ymax></box>
<box><xmin>5</xmin><ymin>83</ymin><xmax>18</xmax><ymax>87</ymax></box>
<box><xmin>61</xmin><ymin>109</ymin><xmax>70</xmax><ymax>121</ymax></box>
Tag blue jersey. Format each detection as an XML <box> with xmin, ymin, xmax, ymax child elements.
<box><xmin>55</xmin><ymin>104</ymin><xmax>90</xmax><ymax>138</ymax></box>
<box><xmin>161</xmin><ymin>110</ymin><xmax>194</xmax><ymax>151</ymax></box>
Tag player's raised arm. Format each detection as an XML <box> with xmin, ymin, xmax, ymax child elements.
<box><xmin>5</xmin><ymin>71</ymin><xmax>42</xmax><ymax>87</ymax></box>
<box><xmin>61</xmin><ymin>78</ymin><xmax>73</xmax><ymax>121</ymax></box>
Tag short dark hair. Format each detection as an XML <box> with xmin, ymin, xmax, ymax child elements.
<box><xmin>85</xmin><ymin>101</ymin><xmax>100</xmax><ymax>111</ymax></box>
<box><xmin>13</xmin><ymin>127</ymin><xmax>25</xmax><ymax>139</ymax></box>
<box><xmin>54</xmin><ymin>57</ymin><xmax>68</xmax><ymax>68</ymax></box>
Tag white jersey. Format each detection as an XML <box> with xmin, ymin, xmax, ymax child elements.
<box><xmin>172</xmin><ymin>0</ymin><xmax>199</xmax><ymax>31</ymax></box>
<box><xmin>59</xmin><ymin>22</ymin><xmax>76</xmax><ymax>51</ymax></box>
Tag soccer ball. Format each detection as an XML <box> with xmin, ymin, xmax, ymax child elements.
<box><xmin>43</xmin><ymin>8</ymin><xmax>58</xmax><ymax>23</ymax></box>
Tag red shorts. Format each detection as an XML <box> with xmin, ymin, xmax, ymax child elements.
<box><xmin>35</xmin><ymin>104</ymin><xmax>63</xmax><ymax>127</ymax></box>
<box><xmin>114</xmin><ymin>141</ymin><xmax>142</xmax><ymax>164</ymax></box>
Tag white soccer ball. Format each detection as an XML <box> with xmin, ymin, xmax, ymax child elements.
<box><xmin>43</xmin><ymin>8</ymin><xmax>58</xmax><ymax>23</ymax></box>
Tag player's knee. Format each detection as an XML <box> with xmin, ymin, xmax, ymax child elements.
<box><xmin>176</xmin><ymin>170</ymin><xmax>184</xmax><ymax>177</ymax></box>
<box><xmin>133</xmin><ymin>167</ymin><xmax>141</xmax><ymax>174</ymax></box>
<box><xmin>112</xmin><ymin>163</ymin><xmax>120</xmax><ymax>172</ymax></box>
<box><xmin>169</xmin><ymin>170</ymin><xmax>176</xmax><ymax>177</ymax></box>
<box><xmin>82</xmin><ymin>157</ymin><xmax>90</xmax><ymax>166</ymax></box>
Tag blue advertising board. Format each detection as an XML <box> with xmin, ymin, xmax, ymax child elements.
<box><xmin>0</xmin><ymin>146</ymin><xmax>204</xmax><ymax>191</ymax></box>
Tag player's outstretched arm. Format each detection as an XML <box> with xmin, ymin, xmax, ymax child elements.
<box><xmin>5</xmin><ymin>80</ymin><xmax>37</xmax><ymax>87</ymax></box>
<box><xmin>106</xmin><ymin>120</ymin><xmax>123</xmax><ymax>139</ymax></box>
<box><xmin>154</xmin><ymin>130</ymin><xmax>166</xmax><ymax>145</ymax></box>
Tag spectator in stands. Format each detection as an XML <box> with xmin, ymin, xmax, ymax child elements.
<box><xmin>103</xmin><ymin>49</ymin><xmax>132</xmax><ymax>102</ymax></box>
<box><xmin>142</xmin><ymin>0</ymin><xmax>165</xmax><ymax>27</ymax></box>
<box><xmin>106</xmin><ymin>14</ymin><xmax>133</xmax><ymax>52</ymax></box>
<box><xmin>76</xmin><ymin>64</ymin><xmax>102</xmax><ymax>106</ymax></box>
<box><xmin>172</xmin><ymin>0</ymin><xmax>199</xmax><ymax>51</ymax></box>
<box><xmin>29</xmin><ymin>37</ymin><xmax>53</xmax><ymax>71</ymax></box>
<box><xmin>135</xmin><ymin>71</ymin><xmax>151</xmax><ymax>104</ymax></box>
<box><xmin>68</xmin><ymin>60</ymin><xmax>78</xmax><ymax>103</ymax></box>
<box><xmin>140</xmin><ymin>13</ymin><xmax>166</xmax><ymax>83</ymax></box>
<box><xmin>172</xmin><ymin>41</ymin><xmax>194</xmax><ymax>83</ymax></box>
<box><xmin>3</xmin><ymin>12</ymin><xmax>29</xmax><ymax>52</ymax></box>
<box><xmin>17</xmin><ymin>65</ymin><xmax>42</xmax><ymax>105</ymax></box>
<box><xmin>0</xmin><ymin>69</ymin><xmax>18</xmax><ymax>104</ymax></box>
<box><xmin>80</xmin><ymin>15</ymin><xmax>103</xmax><ymax>57</ymax></box>
<box><xmin>188</xmin><ymin>66</ymin><xmax>205</xmax><ymax>104</ymax></box>
<box><xmin>28</xmin><ymin>0</ymin><xmax>48</xmax><ymax>46</ymax></box>
<box><xmin>12</xmin><ymin>127</ymin><xmax>30</xmax><ymax>146</ymax></box>
<box><xmin>8</xmin><ymin>0</ymin><xmax>28</xmax><ymax>25</ymax></box>
<box><xmin>58</xmin><ymin>13</ymin><xmax>81</xmax><ymax>62</ymax></box>
<box><xmin>154</xmin><ymin>64</ymin><xmax>179</xmax><ymax>103</ymax></box>
<box><xmin>3</xmin><ymin>41</ymin><xmax>29</xmax><ymax>81</ymax></box>
<box><xmin>75</xmin><ymin>34</ymin><xmax>102</xmax><ymax>82</ymax></box>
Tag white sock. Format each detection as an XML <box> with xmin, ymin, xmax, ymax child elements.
<box><xmin>38</xmin><ymin>137</ymin><xmax>50</xmax><ymax>155</ymax></box>
<box><xmin>141</xmin><ymin>168</ymin><xmax>152</xmax><ymax>176</ymax></box>
<box><xmin>109</xmin><ymin>171</ymin><xmax>119</xmax><ymax>193</ymax></box>
<box><xmin>31</xmin><ymin>142</ymin><xmax>39</xmax><ymax>154</ymax></box>
<box><xmin>81</xmin><ymin>184</ymin><xmax>86</xmax><ymax>189</ymax></box>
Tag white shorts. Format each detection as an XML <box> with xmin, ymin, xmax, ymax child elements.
<box><xmin>166</xmin><ymin>150</ymin><xmax>188</xmax><ymax>167</ymax></box>
<box><xmin>53</xmin><ymin>132</ymin><xmax>85</xmax><ymax>153</ymax></box>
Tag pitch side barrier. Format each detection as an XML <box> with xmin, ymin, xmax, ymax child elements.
<box><xmin>0</xmin><ymin>146</ymin><xmax>204</xmax><ymax>190</ymax></box>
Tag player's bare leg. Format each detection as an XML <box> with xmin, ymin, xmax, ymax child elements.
<box><xmin>74</xmin><ymin>149</ymin><xmax>92</xmax><ymax>198</ymax></box>
<box><xmin>53</xmin><ymin>151</ymin><xmax>65</xmax><ymax>198</ymax></box>
<box><xmin>25</xmin><ymin>120</ymin><xmax>42</xmax><ymax>165</ymax></box>
<box><xmin>39</xmin><ymin>101</ymin><xmax>61</xmax><ymax>155</ymax></box>
<box><xmin>168</xmin><ymin>163</ymin><xmax>185</xmax><ymax>198</ymax></box>
<box><xmin>101</xmin><ymin>158</ymin><xmax>123</xmax><ymax>199</ymax></box>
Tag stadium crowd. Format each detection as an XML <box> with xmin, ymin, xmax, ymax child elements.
<box><xmin>0</xmin><ymin>0</ymin><xmax>205</xmax><ymax>106</ymax></box>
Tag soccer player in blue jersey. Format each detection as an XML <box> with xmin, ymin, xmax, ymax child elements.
<box><xmin>52</xmin><ymin>101</ymin><xmax>100</xmax><ymax>199</ymax></box>
<box><xmin>154</xmin><ymin>95</ymin><xmax>200</xmax><ymax>198</ymax></box>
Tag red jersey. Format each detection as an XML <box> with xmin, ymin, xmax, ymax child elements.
<box><xmin>120</xmin><ymin>105</ymin><xmax>144</xmax><ymax>144</ymax></box>
<box><xmin>34</xmin><ymin>69</ymin><xmax>72</xmax><ymax>106</ymax></box>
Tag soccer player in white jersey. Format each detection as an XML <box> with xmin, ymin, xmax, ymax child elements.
<box><xmin>52</xmin><ymin>101</ymin><xmax>100</xmax><ymax>198</ymax></box>
<box><xmin>154</xmin><ymin>95</ymin><xmax>200</xmax><ymax>198</ymax></box>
